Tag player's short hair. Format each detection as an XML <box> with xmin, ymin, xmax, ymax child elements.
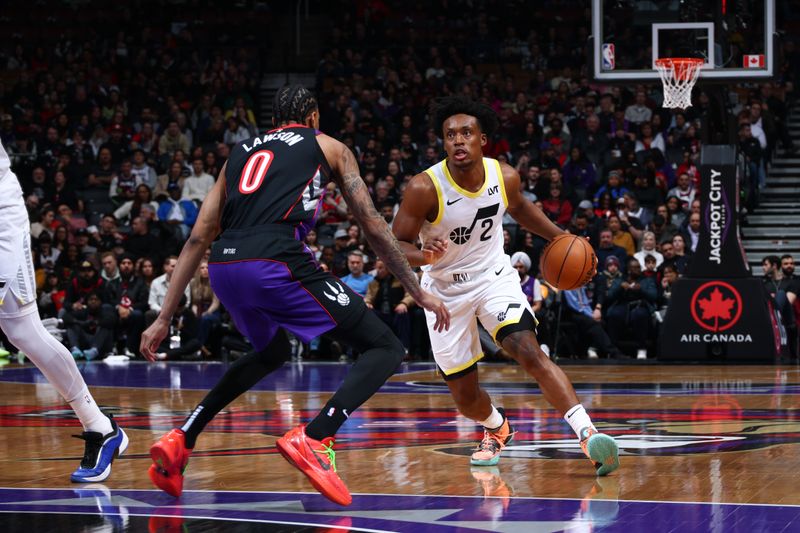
<box><xmin>431</xmin><ymin>96</ymin><xmax>498</xmax><ymax>137</ymax></box>
<box><xmin>273</xmin><ymin>84</ymin><xmax>318</xmax><ymax>125</ymax></box>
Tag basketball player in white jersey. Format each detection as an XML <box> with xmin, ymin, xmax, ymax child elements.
<box><xmin>393</xmin><ymin>96</ymin><xmax>619</xmax><ymax>474</ymax></box>
<box><xmin>0</xmin><ymin>140</ymin><xmax>127</xmax><ymax>482</ymax></box>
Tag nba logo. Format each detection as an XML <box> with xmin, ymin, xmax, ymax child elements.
<box><xmin>602</xmin><ymin>43</ymin><xmax>615</xmax><ymax>70</ymax></box>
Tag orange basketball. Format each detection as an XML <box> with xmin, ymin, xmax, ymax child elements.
<box><xmin>539</xmin><ymin>234</ymin><xmax>597</xmax><ymax>290</ymax></box>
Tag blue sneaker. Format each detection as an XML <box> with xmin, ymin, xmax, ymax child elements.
<box><xmin>71</xmin><ymin>418</ymin><xmax>129</xmax><ymax>483</ymax></box>
<box><xmin>83</xmin><ymin>347</ymin><xmax>100</xmax><ymax>361</ymax></box>
<box><xmin>70</xmin><ymin>347</ymin><xmax>84</xmax><ymax>360</ymax></box>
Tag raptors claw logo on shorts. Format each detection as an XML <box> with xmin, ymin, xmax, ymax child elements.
<box><xmin>323</xmin><ymin>281</ymin><xmax>350</xmax><ymax>306</ymax></box>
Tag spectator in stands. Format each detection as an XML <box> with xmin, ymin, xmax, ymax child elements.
<box><xmin>655</xmin><ymin>263</ymin><xmax>679</xmax><ymax>322</ymax></box>
<box><xmin>680</xmin><ymin>212</ymin><xmax>701</xmax><ymax>253</ymax></box>
<box><xmin>633</xmin><ymin>231</ymin><xmax>664</xmax><ymax>270</ymax></box>
<box><xmin>651</xmin><ymin>205</ymin><xmax>679</xmax><ymax>242</ymax></box>
<box><xmin>56</xmin><ymin>203</ymin><xmax>87</xmax><ymax>236</ymax></box>
<box><xmin>607</xmin><ymin>213</ymin><xmax>636</xmax><ymax>257</ymax></box>
<box><xmin>330</xmin><ymin>228</ymin><xmax>351</xmax><ymax>276</ymax></box>
<box><xmin>341</xmin><ymin>251</ymin><xmax>373</xmax><ymax>297</ymax></box>
<box><xmin>593</xmin><ymin>170</ymin><xmax>629</xmax><ymax>207</ymax></box>
<box><xmin>191</xmin><ymin>260</ymin><xmax>221</xmax><ymax>358</ymax></box>
<box><xmin>114</xmin><ymin>184</ymin><xmax>159</xmax><ymax>224</ymax></box>
<box><xmin>562</xmin><ymin>284</ymin><xmax>625</xmax><ymax>359</ymax></box>
<box><xmin>595</xmin><ymin>228</ymin><xmax>628</xmax><ymax>275</ymax></box>
<box><xmin>105</xmin><ymin>253</ymin><xmax>148</xmax><ymax>357</ymax></box>
<box><xmin>108</xmin><ymin>159</ymin><xmax>138</xmax><ymax>205</ymax></box>
<box><xmin>624</xmin><ymin>91</ymin><xmax>652</xmax><ymax>126</ymax></box>
<box><xmin>90</xmin><ymin>214</ymin><xmax>125</xmax><ymax>253</ymax></box>
<box><xmin>158</xmin><ymin>182</ymin><xmax>198</xmax><ymax>240</ymax></box>
<box><xmin>511</xmin><ymin>251</ymin><xmax>551</xmax><ymax>354</ymax></box>
<box><xmin>37</xmin><ymin>233</ymin><xmax>59</xmax><ymax>273</ymax></box>
<box><xmin>572</xmin><ymin>113</ymin><xmax>609</xmax><ymax>169</ymax></box>
<box><xmin>634</xmin><ymin>121</ymin><xmax>665</xmax><ymax>154</ymax></box>
<box><xmin>63</xmin><ymin>259</ymin><xmax>106</xmax><ymax>316</ymax></box>
<box><xmin>136</xmin><ymin>257</ymin><xmax>157</xmax><ymax>289</ymax></box>
<box><xmin>130</xmin><ymin>149</ymin><xmax>157</xmax><ymax>190</ymax></box>
<box><xmin>739</xmin><ymin>122</ymin><xmax>765</xmax><ymax>204</ymax></box>
<box><xmin>126</xmin><ymin>217</ymin><xmax>161</xmax><ymax>262</ymax></box>
<box><xmin>146</xmin><ymin>255</ymin><xmax>190</xmax><ymax>326</ymax></box>
<box><xmin>87</xmin><ymin>146</ymin><xmax>116</xmax><ymax>189</ymax></box>
<box><xmin>182</xmin><ymin>158</ymin><xmax>215</xmax><ymax>203</ymax></box>
<box><xmin>46</xmin><ymin>170</ymin><xmax>81</xmax><ymax>212</ymax></box>
<box><xmin>321</xmin><ymin>182</ymin><xmax>348</xmax><ymax>226</ymax></box>
<box><xmin>223</xmin><ymin>116</ymin><xmax>250</xmax><ymax>146</ymax></box>
<box><xmin>670</xmin><ymin>233</ymin><xmax>691</xmax><ymax>274</ymax></box>
<box><xmin>605</xmin><ymin>258</ymin><xmax>658</xmax><ymax>359</ymax></box>
<box><xmin>31</xmin><ymin>207</ymin><xmax>55</xmax><ymax>240</ymax></box>
<box><xmin>62</xmin><ymin>290</ymin><xmax>117</xmax><ymax>361</ymax></box>
<box><xmin>74</xmin><ymin>228</ymin><xmax>97</xmax><ymax>257</ymax></box>
<box><xmin>364</xmin><ymin>259</ymin><xmax>414</xmax><ymax>354</ymax></box>
<box><xmin>665</xmin><ymin>195</ymin><xmax>687</xmax><ymax>229</ymax></box>
<box><xmin>153</xmin><ymin>295</ymin><xmax>202</xmax><ymax>361</ymax></box>
<box><xmin>667</xmin><ymin>173</ymin><xmax>696</xmax><ymax>212</ymax></box>
<box><xmin>541</xmin><ymin>182</ymin><xmax>572</xmax><ymax>227</ymax></box>
<box><xmin>622</xmin><ymin>191</ymin><xmax>652</xmax><ymax>229</ymax></box>
<box><xmin>159</xmin><ymin>120</ymin><xmax>190</xmax><ymax>159</ymax></box>
<box><xmin>561</xmin><ymin>146</ymin><xmax>597</xmax><ymax>199</ymax></box>
<box><xmin>99</xmin><ymin>252</ymin><xmax>120</xmax><ymax>282</ymax></box>
<box><xmin>154</xmin><ymin>161</ymin><xmax>187</xmax><ymax>200</ymax></box>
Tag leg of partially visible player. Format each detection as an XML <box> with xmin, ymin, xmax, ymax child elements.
<box><xmin>499</xmin><ymin>319</ymin><xmax>619</xmax><ymax>476</ymax></box>
<box><xmin>0</xmin><ymin>303</ymin><xmax>127</xmax><ymax>482</ymax></box>
<box><xmin>445</xmin><ymin>368</ymin><xmax>514</xmax><ymax>467</ymax></box>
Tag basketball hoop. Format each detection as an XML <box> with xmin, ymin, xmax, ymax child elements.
<box><xmin>654</xmin><ymin>58</ymin><xmax>704</xmax><ymax>109</ymax></box>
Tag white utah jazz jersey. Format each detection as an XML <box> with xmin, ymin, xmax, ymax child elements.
<box><xmin>419</xmin><ymin>157</ymin><xmax>508</xmax><ymax>281</ymax></box>
<box><xmin>0</xmin><ymin>140</ymin><xmax>23</xmax><ymax>210</ymax></box>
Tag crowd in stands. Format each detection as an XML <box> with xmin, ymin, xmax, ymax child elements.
<box><xmin>0</xmin><ymin>0</ymin><xmax>798</xmax><ymax>361</ymax></box>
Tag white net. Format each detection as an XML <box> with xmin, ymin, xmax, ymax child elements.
<box><xmin>654</xmin><ymin>58</ymin><xmax>704</xmax><ymax>109</ymax></box>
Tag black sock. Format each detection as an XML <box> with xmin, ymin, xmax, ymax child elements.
<box><xmin>305</xmin><ymin>312</ymin><xmax>404</xmax><ymax>441</ymax></box>
<box><xmin>181</xmin><ymin>331</ymin><xmax>289</xmax><ymax>449</ymax></box>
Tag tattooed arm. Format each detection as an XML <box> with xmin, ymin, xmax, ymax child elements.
<box><xmin>317</xmin><ymin>133</ymin><xmax>449</xmax><ymax>331</ymax></box>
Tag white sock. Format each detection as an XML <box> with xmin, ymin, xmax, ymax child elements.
<box><xmin>480</xmin><ymin>406</ymin><xmax>505</xmax><ymax>430</ymax></box>
<box><xmin>564</xmin><ymin>404</ymin><xmax>595</xmax><ymax>439</ymax></box>
<box><xmin>69</xmin><ymin>386</ymin><xmax>113</xmax><ymax>434</ymax></box>
<box><xmin>0</xmin><ymin>310</ymin><xmax>112</xmax><ymax>434</ymax></box>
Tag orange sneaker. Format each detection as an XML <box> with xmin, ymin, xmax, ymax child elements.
<box><xmin>276</xmin><ymin>424</ymin><xmax>352</xmax><ymax>506</ymax></box>
<box><xmin>149</xmin><ymin>429</ymin><xmax>193</xmax><ymax>497</ymax></box>
<box><xmin>579</xmin><ymin>427</ymin><xmax>619</xmax><ymax>476</ymax></box>
<box><xmin>470</xmin><ymin>410</ymin><xmax>514</xmax><ymax>466</ymax></box>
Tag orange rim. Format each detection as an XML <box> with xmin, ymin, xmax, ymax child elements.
<box><xmin>655</xmin><ymin>57</ymin><xmax>704</xmax><ymax>81</ymax></box>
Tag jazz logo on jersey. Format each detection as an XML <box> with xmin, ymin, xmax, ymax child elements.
<box><xmin>323</xmin><ymin>281</ymin><xmax>350</xmax><ymax>306</ymax></box>
<box><xmin>449</xmin><ymin>204</ymin><xmax>499</xmax><ymax>245</ymax></box>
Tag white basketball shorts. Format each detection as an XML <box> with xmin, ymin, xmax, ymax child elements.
<box><xmin>0</xmin><ymin>185</ymin><xmax>38</xmax><ymax>318</ymax></box>
<box><xmin>420</xmin><ymin>255</ymin><xmax>537</xmax><ymax>379</ymax></box>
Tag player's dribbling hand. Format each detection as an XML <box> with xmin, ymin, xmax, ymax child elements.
<box><xmin>422</xmin><ymin>238</ymin><xmax>448</xmax><ymax>265</ymax></box>
<box><xmin>416</xmin><ymin>292</ymin><xmax>450</xmax><ymax>332</ymax></box>
<box><xmin>140</xmin><ymin>317</ymin><xmax>170</xmax><ymax>362</ymax></box>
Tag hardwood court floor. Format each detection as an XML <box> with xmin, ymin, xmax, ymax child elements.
<box><xmin>0</xmin><ymin>361</ymin><xmax>799</xmax><ymax>532</ymax></box>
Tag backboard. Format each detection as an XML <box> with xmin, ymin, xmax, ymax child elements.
<box><xmin>591</xmin><ymin>0</ymin><xmax>775</xmax><ymax>82</ymax></box>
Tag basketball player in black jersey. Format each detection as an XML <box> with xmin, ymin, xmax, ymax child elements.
<box><xmin>140</xmin><ymin>85</ymin><xmax>449</xmax><ymax>506</ymax></box>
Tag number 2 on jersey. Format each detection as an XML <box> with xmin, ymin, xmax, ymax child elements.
<box><xmin>238</xmin><ymin>150</ymin><xmax>274</xmax><ymax>194</ymax></box>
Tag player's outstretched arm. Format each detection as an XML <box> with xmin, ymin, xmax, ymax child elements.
<box><xmin>502</xmin><ymin>162</ymin><xmax>565</xmax><ymax>241</ymax></box>
<box><xmin>140</xmin><ymin>164</ymin><xmax>227</xmax><ymax>360</ymax></box>
<box><xmin>318</xmin><ymin>135</ymin><xmax>449</xmax><ymax>331</ymax></box>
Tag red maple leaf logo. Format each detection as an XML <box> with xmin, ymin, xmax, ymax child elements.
<box><xmin>697</xmin><ymin>288</ymin><xmax>736</xmax><ymax>331</ymax></box>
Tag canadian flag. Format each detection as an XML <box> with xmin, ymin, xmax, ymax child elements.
<box><xmin>743</xmin><ymin>54</ymin><xmax>765</xmax><ymax>68</ymax></box>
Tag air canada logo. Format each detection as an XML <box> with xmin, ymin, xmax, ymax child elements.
<box><xmin>690</xmin><ymin>281</ymin><xmax>742</xmax><ymax>332</ymax></box>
